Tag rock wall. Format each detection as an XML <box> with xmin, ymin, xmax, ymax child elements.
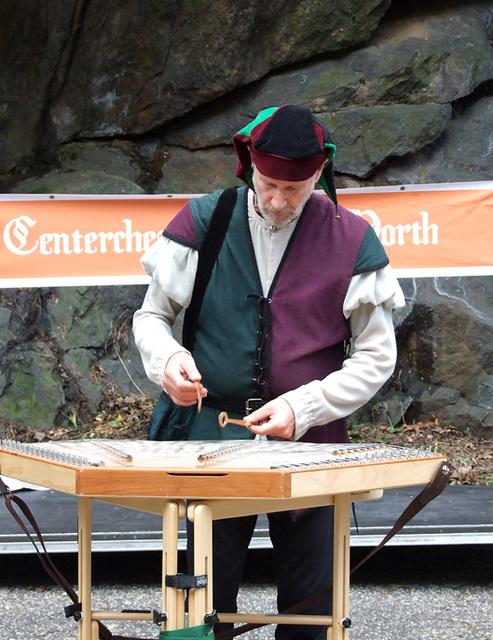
<box><xmin>0</xmin><ymin>0</ymin><xmax>492</xmax><ymax>435</ymax></box>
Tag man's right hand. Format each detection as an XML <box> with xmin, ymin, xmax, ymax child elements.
<box><xmin>161</xmin><ymin>352</ymin><xmax>207</xmax><ymax>406</ymax></box>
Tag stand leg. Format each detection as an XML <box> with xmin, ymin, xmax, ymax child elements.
<box><xmin>331</xmin><ymin>495</ymin><xmax>351</xmax><ymax>640</ymax></box>
<box><xmin>188</xmin><ymin>503</ymin><xmax>213</xmax><ymax>627</ymax></box>
<box><xmin>78</xmin><ymin>497</ymin><xmax>92</xmax><ymax>640</ymax></box>
<box><xmin>162</xmin><ymin>501</ymin><xmax>184</xmax><ymax>631</ymax></box>
<box><xmin>91</xmin><ymin>621</ymin><xmax>100</xmax><ymax>639</ymax></box>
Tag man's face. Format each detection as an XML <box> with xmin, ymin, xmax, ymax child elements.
<box><xmin>252</xmin><ymin>166</ymin><xmax>321</xmax><ymax>229</ymax></box>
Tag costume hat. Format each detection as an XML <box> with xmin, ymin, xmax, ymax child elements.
<box><xmin>233</xmin><ymin>105</ymin><xmax>337</xmax><ymax>204</ymax></box>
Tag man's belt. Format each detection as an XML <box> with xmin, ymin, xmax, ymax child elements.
<box><xmin>202</xmin><ymin>395</ymin><xmax>267</xmax><ymax>416</ymax></box>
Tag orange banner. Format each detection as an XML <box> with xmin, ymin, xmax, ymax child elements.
<box><xmin>1</xmin><ymin>183</ymin><xmax>492</xmax><ymax>287</ymax></box>
<box><xmin>339</xmin><ymin>184</ymin><xmax>493</xmax><ymax>277</ymax></box>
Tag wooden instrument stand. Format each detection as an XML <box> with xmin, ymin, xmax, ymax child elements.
<box><xmin>0</xmin><ymin>439</ymin><xmax>446</xmax><ymax>639</ymax></box>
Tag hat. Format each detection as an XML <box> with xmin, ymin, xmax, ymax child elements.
<box><xmin>233</xmin><ymin>105</ymin><xmax>337</xmax><ymax>204</ymax></box>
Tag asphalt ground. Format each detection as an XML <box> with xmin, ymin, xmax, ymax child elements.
<box><xmin>1</xmin><ymin>546</ymin><xmax>492</xmax><ymax>640</ymax></box>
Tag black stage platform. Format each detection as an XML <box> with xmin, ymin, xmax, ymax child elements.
<box><xmin>1</xmin><ymin>483</ymin><xmax>492</xmax><ymax>554</ymax></box>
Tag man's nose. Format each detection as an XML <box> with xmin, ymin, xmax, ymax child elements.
<box><xmin>270</xmin><ymin>191</ymin><xmax>287</xmax><ymax>211</ymax></box>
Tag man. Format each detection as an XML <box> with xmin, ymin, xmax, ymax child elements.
<box><xmin>133</xmin><ymin>104</ymin><xmax>404</xmax><ymax>639</ymax></box>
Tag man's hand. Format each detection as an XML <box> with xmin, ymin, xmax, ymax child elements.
<box><xmin>162</xmin><ymin>352</ymin><xmax>207</xmax><ymax>407</ymax></box>
<box><xmin>244</xmin><ymin>398</ymin><xmax>296</xmax><ymax>440</ymax></box>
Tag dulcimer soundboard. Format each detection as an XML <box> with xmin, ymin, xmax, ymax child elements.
<box><xmin>0</xmin><ymin>439</ymin><xmax>446</xmax><ymax>499</ymax></box>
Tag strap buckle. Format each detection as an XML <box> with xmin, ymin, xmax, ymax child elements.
<box><xmin>245</xmin><ymin>398</ymin><xmax>265</xmax><ymax>415</ymax></box>
<box><xmin>204</xmin><ymin>610</ymin><xmax>219</xmax><ymax>626</ymax></box>
<box><xmin>165</xmin><ymin>573</ymin><xmax>207</xmax><ymax>590</ymax></box>
<box><xmin>153</xmin><ymin>610</ymin><xmax>168</xmax><ymax>625</ymax></box>
<box><xmin>64</xmin><ymin>602</ymin><xmax>82</xmax><ymax>621</ymax></box>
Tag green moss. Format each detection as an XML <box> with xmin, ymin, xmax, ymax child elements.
<box><xmin>0</xmin><ymin>345</ymin><xmax>65</xmax><ymax>429</ymax></box>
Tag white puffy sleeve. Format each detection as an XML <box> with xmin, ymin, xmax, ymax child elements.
<box><xmin>132</xmin><ymin>236</ymin><xmax>198</xmax><ymax>387</ymax></box>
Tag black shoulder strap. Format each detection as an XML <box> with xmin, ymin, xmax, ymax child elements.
<box><xmin>182</xmin><ymin>186</ymin><xmax>239</xmax><ymax>352</ymax></box>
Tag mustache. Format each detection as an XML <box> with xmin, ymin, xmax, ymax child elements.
<box><xmin>258</xmin><ymin>201</ymin><xmax>299</xmax><ymax>216</ymax></box>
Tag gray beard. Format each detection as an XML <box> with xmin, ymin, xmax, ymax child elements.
<box><xmin>252</xmin><ymin>178</ymin><xmax>313</xmax><ymax>230</ymax></box>
<box><xmin>256</xmin><ymin>204</ymin><xmax>302</xmax><ymax>229</ymax></box>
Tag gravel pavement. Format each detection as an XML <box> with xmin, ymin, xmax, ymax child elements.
<box><xmin>1</xmin><ymin>546</ymin><xmax>492</xmax><ymax>640</ymax></box>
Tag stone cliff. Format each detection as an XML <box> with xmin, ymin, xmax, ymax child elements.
<box><xmin>0</xmin><ymin>0</ymin><xmax>492</xmax><ymax>434</ymax></box>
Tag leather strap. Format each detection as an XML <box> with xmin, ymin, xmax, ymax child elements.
<box><xmin>0</xmin><ymin>476</ymin><xmax>151</xmax><ymax>640</ymax></box>
<box><xmin>215</xmin><ymin>459</ymin><xmax>453</xmax><ymax>640</ymax></box>
<box><xmin>202</xmin><ymin>396</ymin><xmax>248</xmax><ymax>415</ymax></box>
<box><xmin>349</xmin><ymin>459</ymin><xmax>452</xmax><ymax>574</ymax></box>
<box><xmin>0</xmin><ymin>477</ymin><xmax>80</xmax><ymax>605</ymax></box>
<box><xmin>202</xmin><ymin>395</ymin><xmax>268</xmax><ymax>416</ymax></box>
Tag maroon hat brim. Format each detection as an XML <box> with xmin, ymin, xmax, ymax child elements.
<box><xmin>250</xmin><ymin>146</ymin><xmax>327</xmax><ymax>182</ymax></box>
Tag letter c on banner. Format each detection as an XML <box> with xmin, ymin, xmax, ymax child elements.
<box><xmin>4</xmin><ymin>216</ymin><xmax>38</xmax><ymax>255</ymax></box>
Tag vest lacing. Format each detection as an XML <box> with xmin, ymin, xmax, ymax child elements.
<box><xmin>247</xmin><ymin>293</ymin><xmax>272</xmax><ymax>397</ymax></box>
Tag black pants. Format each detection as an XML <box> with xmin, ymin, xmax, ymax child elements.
<box><xmin>187</xmin><ymin>506</ymin><xmax>334</xmax><ymax>640</ymax></box>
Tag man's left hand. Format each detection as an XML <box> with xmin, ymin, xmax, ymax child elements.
<box><xmin>244</xmin><ymin>398</ymin><xmax>295</xmax><ymax>440</ymax></box>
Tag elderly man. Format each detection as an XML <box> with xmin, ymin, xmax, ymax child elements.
<box><xmin>133</xmin><ymin>104</ymin><xmax>404</xmax><ymax>640</ymax></box>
